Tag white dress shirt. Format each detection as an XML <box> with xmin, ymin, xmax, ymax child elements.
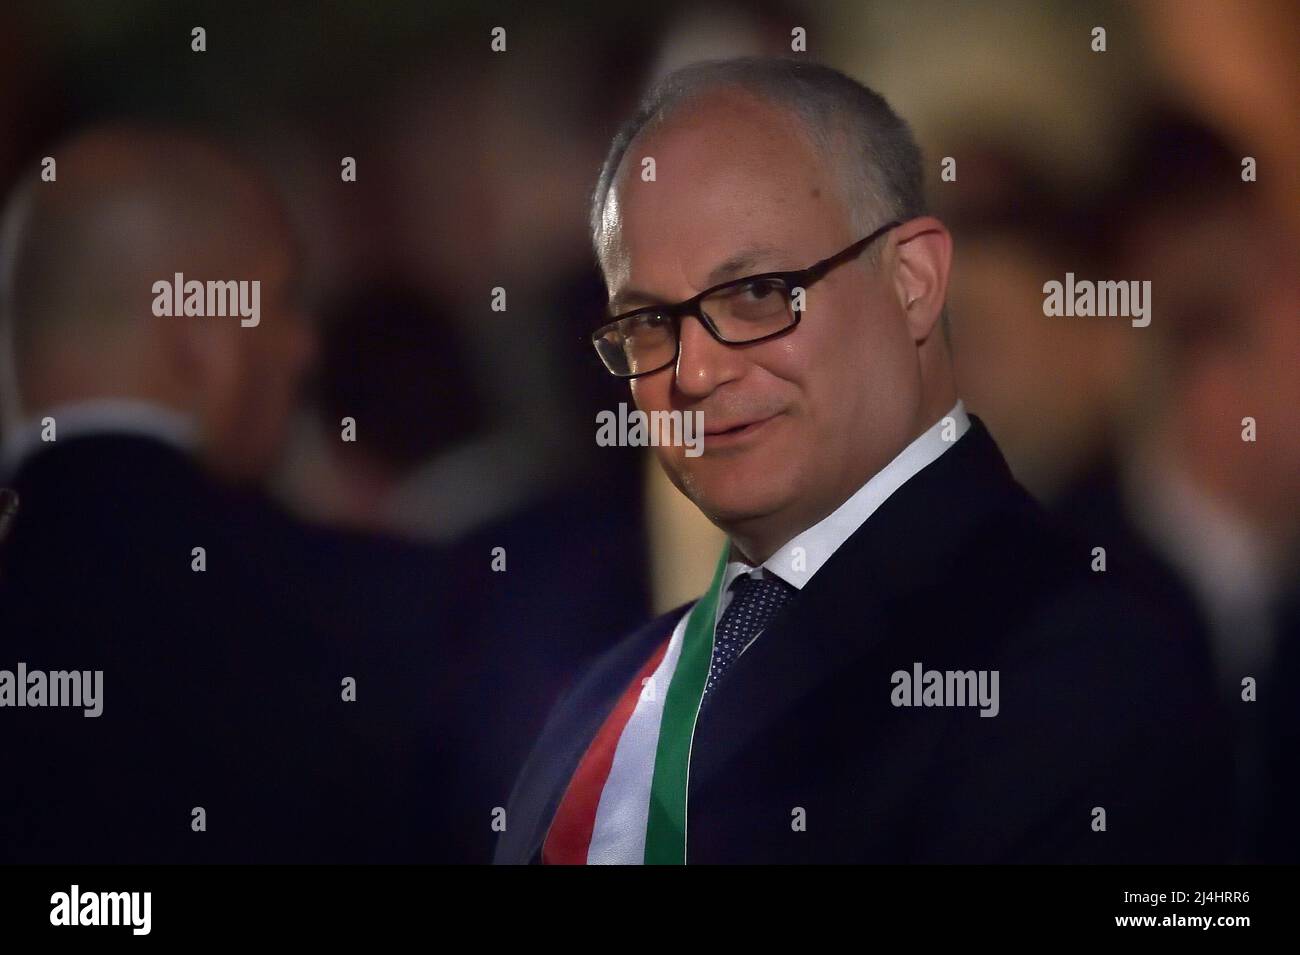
<box><xmin>0</xmin><ymin>399</ymin><xmax>197</xmax><ymax>481</ymax></box>
<box><xmin>1123</xmin><ymin>450</ymin><xmax>1283</xmax><ymax>688</ymax></box>
<box><xmin>715</xmin><ymin>400</ymin><xmax>971</xmax><ymax>629</ymax></box>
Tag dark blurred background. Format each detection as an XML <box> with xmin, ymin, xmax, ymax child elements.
<box><xmin>0</xmin><ymin>0</ymin><xmax>1296</xmax><ymax>862</ymax></box>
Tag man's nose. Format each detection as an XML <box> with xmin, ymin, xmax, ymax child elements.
<box><xmin>673</xmin><ymin>313</ymin><xmax>745</xmax><ymax>398</ymax></box>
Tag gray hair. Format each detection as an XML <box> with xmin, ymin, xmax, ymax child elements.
<box><xmin>590</xmin><ymin>56</ymin><xmax>927</xmax><ymax>268</ymax></box>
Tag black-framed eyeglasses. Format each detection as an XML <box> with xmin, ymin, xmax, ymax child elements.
<box><xmin>591</xmin><ymin>219</ymin><xmax>901</xmax><ymax>379</ymax></box>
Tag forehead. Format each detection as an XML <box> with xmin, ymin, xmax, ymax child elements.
<box><xmin>602</xmin><ymin>89</ymin><xmax>851</xmax><ymax>296</ymax></box>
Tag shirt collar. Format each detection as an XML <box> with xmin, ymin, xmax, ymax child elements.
<box><xmin>721</xmin><ymin>400</ymin><xmax>971</xmax><ymax>596</ymax></box>
<box><xmin>1</xmin><ymin>399</ymin><xmax>197</xmax><ymax>480</ymax></box>
<box><xmin>1123</xmin><ymin>447</ymin><xmax>1281</xmax><ymax>614</ymax></box>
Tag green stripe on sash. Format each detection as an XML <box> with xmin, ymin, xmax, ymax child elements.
<box><xmin>644</xmin><ymin>544</ymin><xmax>729</xmax><ymax>864</ymax></box>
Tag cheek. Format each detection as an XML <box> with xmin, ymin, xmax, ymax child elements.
<box><xmin>806</xmin><ymin>296</ymin><xmax>916</xmax><ymax>438</ymax></box>
<box><xmin>629</xmin><ymin>375</ymin><xmax>686</xmax><ymax>479</ymax></box>
<box><xmin>796</xmin><ymin>289</ymin><xmax>881</xmax><ymax>392</ymax></box>
<box><xmin>629</xmin><ymin>373</ymin><xmax>671</xmax><ymax>413</ymax></box>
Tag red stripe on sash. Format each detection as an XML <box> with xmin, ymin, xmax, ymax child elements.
<box><xmin>542</xmin><ymin>638</ymin><xmax>671</xmax><ymax>865</ymax></box>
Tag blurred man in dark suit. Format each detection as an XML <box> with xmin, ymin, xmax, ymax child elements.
<box><xmin>497</xmin><ymin>58</ymin><xmax>1230</xmax><ymax>864</ymax></box>
<box><xmin>1055</xmin><ymin>113</ymin><xmax>1300</xmax><ymax>862</ymax></box>
<box><xmin>0</xmin><ymin>126</ymin><xmax>476</xmax><ymax>862</ymax></box>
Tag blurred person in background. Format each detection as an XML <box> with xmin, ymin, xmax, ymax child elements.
<box><xmin>939</xmin><ymin>146</ymin><xmax>1140</xmax><ymax>502</ymax></box>
<box><xmin>1054</xmin><ymin>112</ymin><xmax>1300</xmax><ymax>861</ymax></box>
<box><xmin>0</xmin><ymin>125</ymin><xmax>480</xmax><ymax>862</ymax></box>
<box><xmin>301</xmin><ymin>281</ymin><xmax>652</xmax><ymax>809</ymax></box>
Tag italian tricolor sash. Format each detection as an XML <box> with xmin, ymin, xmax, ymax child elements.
<box><xmin>543</xmin><ymin>545</ymin><xmax>729</xmax><ymax>864</ymax></box>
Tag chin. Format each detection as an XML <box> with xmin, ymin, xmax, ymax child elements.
<box><xmin>678</xmin><ymin>455</ymin><xmax>802</xmax><ymax>528</ymax></box>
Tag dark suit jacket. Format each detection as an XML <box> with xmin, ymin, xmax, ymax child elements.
<box><xmin>495</xmin><ymin>418</ymin><xmax>1233</xmax><ymax>863</ymax></box>
<box><xmin>0</xmin><ymin>433</ymin><xmax>479</xmax><ymax>863</ymax></box>
<box><xmin>1051</xmin><ymin>459</ymin><xmax>1295</xmax><ymax>862</ymax></box>
<box><xmin>444</xmin><ymin>482</ymin><xmax>650</xmax><ymax>820</ymax></box>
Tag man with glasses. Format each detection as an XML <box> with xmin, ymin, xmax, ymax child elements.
<box><xmin>496</xmin><ymin>57</ymin><xmax>1228</xmax><ymax>864</ymax></box>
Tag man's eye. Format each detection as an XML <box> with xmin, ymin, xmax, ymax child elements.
<box><xmin>738</xmin><ymin>279</ymin><xmax>780</xmax><ymax>300</ymax></box>
<box><xmin>619</xmin><ymin>312</ymin><xmax>671</xmax><ymax>342</ymax></box>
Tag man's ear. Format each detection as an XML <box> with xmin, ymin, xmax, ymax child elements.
<box><xmin>890</xmin><ymin>216</ymin><xmax>952</xmax><ymax>343</ymax></box>
<box><xmin>157</xmin><ymin>312</ymin><xmax>240</xmax><ymax>419</ymax></box>
<box><xmin>158</xmin><ymin>309</ymin><xmax>205</xmax><ymax>390</ymax></box>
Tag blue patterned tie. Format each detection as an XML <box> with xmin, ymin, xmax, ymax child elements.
<box><xmin>702</xmin><ymin>573</ymin><xmax>797</xmax><ymax>701</ymax></box>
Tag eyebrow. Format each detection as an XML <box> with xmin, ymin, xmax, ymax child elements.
<box><xmin>608</xmin><ymin>244</ymin><xmax>788</xmax><ymax>315</ymax></box>
<box><xmin>706</xmin><ymin>244</ymin><xmax>786</xmax><ymax>285</ymax></box>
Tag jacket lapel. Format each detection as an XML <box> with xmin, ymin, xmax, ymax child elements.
<box><xmin>688</xmin><ymin>418</ymin><xmax>1025</xmax><ymax>800</ymax></box>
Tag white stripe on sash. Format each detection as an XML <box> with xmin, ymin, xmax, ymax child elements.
<box><xmin>586</xmin><ymin>607</ymin><xmax>694</xmax><ymax>864</ymax></box>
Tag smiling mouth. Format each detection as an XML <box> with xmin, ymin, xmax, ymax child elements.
<box><xmin>704</xmin><ymin>413</ymin><xmax>779</xmax><ymax>444</ymax></box>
